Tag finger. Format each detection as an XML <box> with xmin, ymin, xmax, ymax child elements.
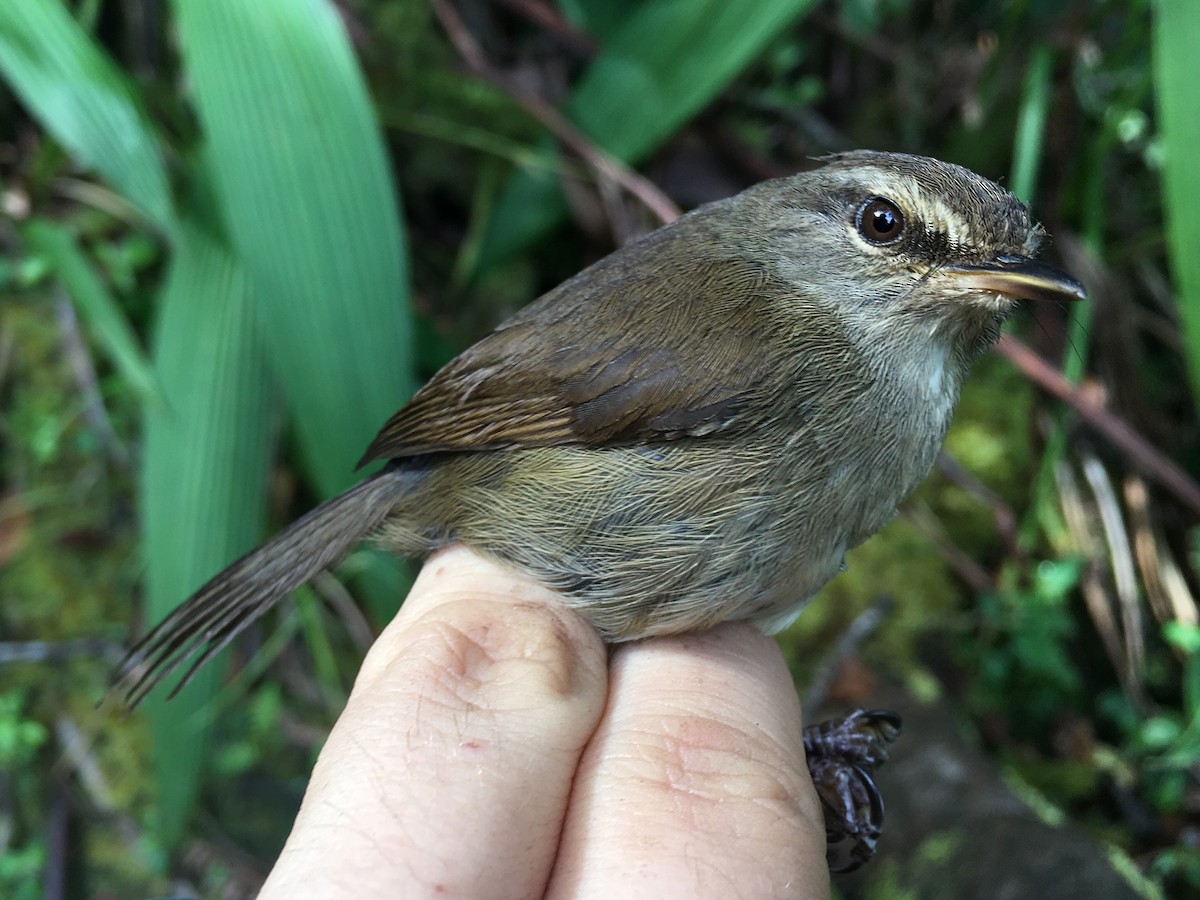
<box><xmin>548</xmin><ymin>622</ymin><xmax>829</xmax><ymax>900</ymax></box>
<box><xmin>260</xmin><ymin>546</ymin><xmax>608</xmax><ymax>900</ymax></box>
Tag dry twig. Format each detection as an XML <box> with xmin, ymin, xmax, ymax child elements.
<box><xmin>997</xmin><ymin>334</ymin><xmax>1200</xmax><ymax>518</ymax></box>
<box><xmin>431</xmin><ymin>0</ymin><xmax>681</xmax><ymax>232</ymax></box>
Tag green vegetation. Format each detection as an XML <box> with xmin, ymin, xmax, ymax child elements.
<box><xmin>1</xmin><ymin>0</ymin><xmax>1195</xmax><ymax>895</ymax></box>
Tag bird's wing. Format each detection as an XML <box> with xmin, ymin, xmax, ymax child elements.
<box><xmin>359</xmin><ymin>242</ymin><xmax>869</xmax><ymax>465</ymax></box>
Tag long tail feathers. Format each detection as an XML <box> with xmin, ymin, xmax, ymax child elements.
<box><xmin>113</xmin><ymin>470</ymin><xmax>407</xmax><ymax>708</ymax></box>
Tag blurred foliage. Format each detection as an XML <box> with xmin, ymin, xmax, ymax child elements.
<box><xmin>1</xmin><ymin>0</ymin><xmax>1198</xmax><ymax>896</ymax></box>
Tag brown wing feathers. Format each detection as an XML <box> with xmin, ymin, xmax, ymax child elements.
<box><xmin>359</xmin><ymin>257</ymin><xmax>783</xmax><ymax>465</ymax></box>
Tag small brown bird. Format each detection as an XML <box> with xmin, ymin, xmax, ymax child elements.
<box><xmin>116</xmin><ymin>151</ymin><xmax>1084</xmax><ymax>869</ymax></box>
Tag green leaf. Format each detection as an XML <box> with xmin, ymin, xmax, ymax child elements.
<box><xmin>137</xmin><ymin>0</ymin><xmax>416</xmax><ymax>841</ymax></box>
<box><xmin>174</xmin><ymin>0</ymin><xmax>414</xmax><ymax>496</ymax></box>
<box><xmin>1165</xmin><ymin>620</ymin><xmax>1200</xmax><ymax>655</ymax></box>
<box><xmin>1032</xmin><ymin>557</ymin><xmax>1083</xmax><ymax>603</ymax></box>
<box><xmin>141</xmin><ymin>218</ymin><xmax>275</xmax><ymax>845</ymax></box>
<box><xmin>23</xmin><ymin>218</ymin><xmax>160</xmax><ymax>402</ymax></box>
<box><xmin>476</xmin><ymin>0</ymin><xmax>820</xmax><ymax>272</ymax></box>
<box><xmin>0</xmin><ymin>0</ymin><xmax>173</xmax><ymax>231</ymax></box>
<box><xmin>1009</xmin><ymin>44</ymin><xmax>1052</xmax><ymax>205</ymax></box>
<box><xmin>1156</xmin><ymin>0</ymin><xmax>1200</xmax><ymax>405</ymax></box>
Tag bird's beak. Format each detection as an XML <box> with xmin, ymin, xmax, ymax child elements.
<box><xmin>941</xmin><ymin>256</ymin><xmax>1086</xmax><ymax>303</ymax></box>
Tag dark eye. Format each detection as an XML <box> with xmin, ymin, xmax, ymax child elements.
<box><xmin>856</xmin><ymin>197</ymin><xmax>905</xmax><ymax>245</ymax></box>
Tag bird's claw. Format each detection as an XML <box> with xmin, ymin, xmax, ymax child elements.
<box><xmin>803</xmin><ymin>709</ymin><xmax>902</xmax><ymax>873</ymax></box>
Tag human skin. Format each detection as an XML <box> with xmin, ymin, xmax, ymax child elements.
<box><xmin>258</xmin><ymin>545</ymin><xmax>830</xmax><ymax>900</ymax></box>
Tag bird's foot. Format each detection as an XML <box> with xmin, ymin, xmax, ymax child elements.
<box><xmin>803</xmin><ymin>708</ymin><xmax>902</xmax><ymax>873</ymax></box>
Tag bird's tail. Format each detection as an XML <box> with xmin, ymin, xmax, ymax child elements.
<box><xmin>113</xmin><ymin>468</ymin><xmax>411</xmax><ymax>707</ymax></box>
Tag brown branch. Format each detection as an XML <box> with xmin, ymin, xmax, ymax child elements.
<box><xmin>54</xmin><ymin>291</ymin><xmax>131</xmax><ymax>470</ymax></box>
<box><xmin>0</xmin><ymin>638</ymin><xmax>121</xmax><ymax>664</ymax></box>
<box><xmin>487</xmin><ymin>0</ymin><xmax>599</xmax><ymax>56</ymax></box>
<box><xmin>804</xmin><ymin>595</ymin><xmax>894</xmax><ymax>713</ymax></box>
<box><xmin>901</xmin><ymin>503</ymin><xmax>997</xmax><ymax>595</ymax></box>
<box><xmin>934</xmin><ymin>452</ymin><xmax>1019</xmax><ymax>552</ymax></box>
<box><xmin>431</xmin><ymin>0</ymin><xmax>681</xmax><ymax>229</ymax></box>
<box><xmin>996</xmin><ymin>333</ymin><xmax>1200</xmax><ymax>518</ymax></box>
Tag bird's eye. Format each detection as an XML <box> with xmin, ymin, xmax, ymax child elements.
<box><xmin>856</xmin><ymin>197</ymin><xmax>905</xmax><ymax>245</ymax></box>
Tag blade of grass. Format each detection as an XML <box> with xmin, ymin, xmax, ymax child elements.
<box><xmin>382</xmin><ymin>108</ymin><xmax>578</xmax><ymax>177</ymax></box>
<box><xmin>1009</xmin><ymin>45</ymin><xmax>1052</xmax><ymax>205</ymax></box>
<box><xmin>294</xmin><ymin>585</ymin><xmax>346</xmax><ymax>708</ymax></box>
<box><xmin>475</xmin><ymin>0</ymin><xmax>820</xmax><ymax>272</ymax></box>
<box><xmin>1155</xmin><ymin>0</ymin><xmax>1200</xmax><ymax>405</ymax></box>
<box><xmin>23</xmin><ymin>219</ymin><xmax>159</xmax><ymax>402</ymax></box>
<box><xmin>1022</xmin><ymin>140</ymin><xmax>1107</xmax><ymax>550</ymax></box>
<box><xmin>141</xmin><ymin>218</ymin><xmax>275</xmax><ymax>845</ymax></box>
<box><xmin>1006</xmin><ymin>42</ymin><xmax>1069</xmax><ymax>551</ymax></box>
<box><xmin>0</xmin><ymin>0</ymin><xmax>173</xmax><ymax>232</ymax></box>
<box><xmin>174</xmin><ymin>0</ymin><xmax>413</xmax><ymax>493</ymax></box>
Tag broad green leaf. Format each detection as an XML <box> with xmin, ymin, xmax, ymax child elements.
<box><xmin>1155</xmin><ymin>0</ymin><xmax>1200</xmax><ymax>404</ymax></box>
<box><xmin>174</xmin><ymin>0</ymin><xmax>414</xmax><ymax>498</ymax></box>
<box><xmin>0</xmin><ymin>0</ymin><xmax>173</xmax><ymax>231</ymax></box>
<box><xmin>23</xmin><ymin>219</ymin><xmax>159</xmax><ymax>402</ymax></box>
<box><xmin>476</xmin><ymin>0</ymin><xmax>820</xmax><ymax>271</ymax></box>
<box><xmin>141</xmin><ymin>219</ymin><xmax>274</xmax><ymax>845</ymax></box>
<box><xmin>140</xmin><ymin>0</ymin><xmax>416</xmax><ymax>836</ymax></box>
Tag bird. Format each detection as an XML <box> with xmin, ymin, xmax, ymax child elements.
<box><xmin>114</xmin><ymin>150</ymin><xmax>1085</xmax><ymax>869</ymax></box>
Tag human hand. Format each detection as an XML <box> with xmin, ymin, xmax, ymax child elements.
<box><xmin>260</xmin><ymin>545</ymin><xmax>830</xmax><ymax>899</ymax></box>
